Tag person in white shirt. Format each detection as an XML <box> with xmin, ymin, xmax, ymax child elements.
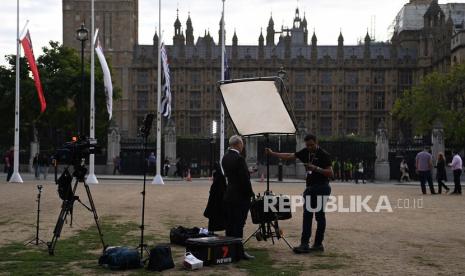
<box><xmin>400</xmin><ymin>159</ymin><xmax>411</xmax><ymax>183</ymax></box>
<box><xmin>449</xmin><ymin>150</ymin><xmax>463</xmax><ymax>195</ymax></box>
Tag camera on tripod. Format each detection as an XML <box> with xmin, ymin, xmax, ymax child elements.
<box><xmin>48</xmin><ymin>135</ymin><xmax>106</xmax><ymax>255</ymax></box>
<box><xmin>55</xmin><ymin>136</ymin><xmax>100</xmax><ymax>180</ymax></box>
<box><xmin>55</xmin><ymin>136</ymin><xmax>99</xmax><ymax>164</ymax></box>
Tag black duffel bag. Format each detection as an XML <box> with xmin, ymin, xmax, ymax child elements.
<box><xmin>147</xmin><ymin>244</ymin><xmax>175</xmax><ymax>272</ymax></box>
<box><xmin>98</xmin><ymin>246</ymin><xmax>142</xmax><ymax>270</ymax></box>
<box><xmin>170</xmin><ymin>226</ymin><xmax>210</xmax><ymax>246</ymax></box>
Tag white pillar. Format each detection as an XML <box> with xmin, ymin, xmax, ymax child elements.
<box><xmin>152</xmin><ymin>0</ymin><xmax>164</xmax><ymax>185</ymax></box>
<box><xmin>10</xmin><ymin>0</ymin><xmax>23</xmax><ymax>183</ymax></box>
<box><xmin>87</xmin><ymin>0</ymin><xmax>98</xmax><ymax>184</ymax></box>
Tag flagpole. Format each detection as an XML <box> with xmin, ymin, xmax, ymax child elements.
<box><xmin>220</xmin><ymin>0</ymin><xmax>226</xmax><ymax>164</ymax></box>
<box><xmin>153</xmin><ymin>0</ymin><xmax>164</xmax><ymax>185</ymax></box>
<box><xmin>10</xmin><ymin>0</ymin><xmax>23</xmax><ymax>183</ymax></box>
<box><xmin>87</xmin><ymin>0</ymin><xmax>98</xmax><ymax>184</ymax></box>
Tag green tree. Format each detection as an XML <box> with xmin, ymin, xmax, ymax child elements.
<box><xmin>393</xmin><ymin>64</ymin><xmax>465</xmax><ymax>147</ymax></box>
<box><xmin>0</xmin><ymin>41</ymin><xmax>119</xmax><ymax>153</ymax></box>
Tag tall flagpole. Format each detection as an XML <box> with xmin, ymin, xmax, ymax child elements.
<box><xmin>220</xmin><ymin>0</ymin><xmax>225</xmax><ymax>164</ymax></box>
<box><xmin>153</xmin><ymin>0</ymin><xmax>164</xmax><ymax>184</ymax></box>
<box><xmin>10</xmin><ymin>0</ymin><xmax>23</xmax><ymax>183</ymax></box>
<box><xmin>87</xmin><ymin>0</ymin><xmax>98</xmax><ymax>184</ymax></box>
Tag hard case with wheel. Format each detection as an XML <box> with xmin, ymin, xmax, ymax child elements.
<box><xmin>185</xmin><ymin>236</ymin><xmax>243</xmax><ymax>266</ymax></box>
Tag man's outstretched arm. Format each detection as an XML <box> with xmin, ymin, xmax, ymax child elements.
<box><xmin>265</xmin><ymin>148</ymin><xmax>296</xmax><ymax>161</ymax></box>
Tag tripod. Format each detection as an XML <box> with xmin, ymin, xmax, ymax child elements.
<box><xmin>25</xmin><ymin>185</ymin><xmax>47</xmax><ymax>246</ymax></box>
<box><xmin>243</xmin><ymin>134</ymin><xmax>293</xmax><ymax>250</ymax></box>
<box><xmin>137</xmin><ymin>113</ymin><xmax>154</xmax><ymax>259</ymax></box>
<box><xmin>47</xmin><ymin>162</ymin><xmax>106</xmax><ymax>255</ymax></box>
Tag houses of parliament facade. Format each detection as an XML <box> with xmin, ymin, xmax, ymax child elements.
<box><xmin>63</xmin><ymin>0</ymin><xmax>465</xmax><ymax>141</ymax></box>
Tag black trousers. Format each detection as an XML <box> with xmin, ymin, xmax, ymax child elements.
<box><xmin>437</xmin><ymin>179</ymin><xmax>449</xmax><ymax>194</ymax></box>
<box><xmin>301</xmin><ymin>184</ymin><xmax>331</xmax><ymax>246</ymax></box>
<box><xmin>453</xmin><ymin>169</ymin><xmax>462</xmax><ymax>194</ymax></box>
<box><xmin>419</xmin><ymin>171</ymin><xmax>435</xmax><ymax>194</ymax></box>
<box><xmin>224</xmin><ymin>200</ymin><xmax>251</xmax><ymax>239</ymax></box>
<box><xmin>6</xmin><ymin>167</ymin><xmax>13</xmax><ymax>182</ymax></box>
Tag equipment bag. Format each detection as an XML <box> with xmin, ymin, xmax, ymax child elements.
<box><xmin>170</xmin><ymin>226</ymin><xmax>210</xmax><ymax>246</ymax></box>
<box><xmin>57</xmin><ymin>168</ymin><xmax>73</xmax><ymax>201</ymax></box>
<box><xmin>98</xmin><ymin>246</ymin><xmax>142</xmax><ymax>270</ymax></box>
<box><xmin>147</xmin><ymin>244</ymin><xmax>175</xmax><ymax>272</ymax></box>
<box><xmin>250</xmin><ymin>194</ymin><xmax>292</xmax><ymax>225</ymax></box>
<box><xmin>185</xmin><ymin>236</ymin><xmax>243</xmax><ymax>266</ymax></box>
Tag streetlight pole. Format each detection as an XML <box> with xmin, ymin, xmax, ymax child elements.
<box><xmin>76</xmin><ymin>23</ymin><xmax>88</xmax><ymax>137</ymax></box>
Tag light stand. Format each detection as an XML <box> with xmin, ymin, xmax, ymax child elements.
<box><xmin>277</xmin><ymin>67</ymin><xmax>288</xmax><ymax>182</ymax></box>
<box><xmin>218</xmin><ymin>77</ymin><xmax>297</xmax><ymax>251</ymax></box>
<box><xmin>138</xmin><ymin>113</ymin><xmax>154</xmax><ymax>259</ymax></box>
<box><xmin>25</xmin><ymin>185</ymin><xmax>46</xmax><ymax>246</ymax></box>
<box><xmin>243</xmin><ymin>134</ymin><xmax>292</xmax><ymax>250</ymax></box>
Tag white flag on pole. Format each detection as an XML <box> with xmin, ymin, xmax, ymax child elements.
<box><xmin>160</xmin><ymin>43</ymin><xmax>171</xmax><ymax>118</ymax></box>
<box><xmin>95</xmin><ymin>40</ymin><xmax>113</xmax><ymax>120</ymax></box>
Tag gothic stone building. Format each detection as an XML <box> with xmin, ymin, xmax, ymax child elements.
<box><xmin>63</xmin><ymin>0</ymin><xmax>465</xmax><ymax>141</ymax></box>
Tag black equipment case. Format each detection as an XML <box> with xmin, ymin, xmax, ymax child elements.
<box><xmin>250</xmin><ymin>194</ymin><xmax>292</xmax><ymax>224</ymax></box>
<box><xmin>185</xmin><ymin>236</ymin><xmax>243</xmax><ymax>266</ymax></box>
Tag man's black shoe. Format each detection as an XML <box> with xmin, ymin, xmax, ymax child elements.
<box><xmin>293</xmin><ymin>244</ymin><xmax>310</xmax><ymax>254</ymax></box>
<box><xmin>243</xmin><ymin>251</ymin><xmax>255</xmax><ymax>260</ymax></box>
<box><xmin>309</xmin><ymin>244</ymin><xmax>325</xmax><ymax>253</ymax></box>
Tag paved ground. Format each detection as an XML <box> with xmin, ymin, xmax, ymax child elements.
<box><xmin>0</xmin><ymin>176</ymin><xmax>464</xmax><ymax>275</ymax></box>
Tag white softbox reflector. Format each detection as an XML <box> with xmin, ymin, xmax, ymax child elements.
<box><xmin>219</xmin><ymin>78</ymin><xmax>297</xmax><ymax>136</ymax></box>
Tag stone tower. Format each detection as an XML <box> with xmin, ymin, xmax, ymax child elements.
<box><xmin>266</xmin><ymin>14</ymin><xmax>275</xmax><ymax>46</ymax></box>
<box><xmin>186</xmin><ymin>12</ymin><xmax>194</xmax><ymax>46</ymax></box>
<box><xmin>62</xmin><ymin>0</ymin><xmax>139</xmax><ymax>136</ymax></box>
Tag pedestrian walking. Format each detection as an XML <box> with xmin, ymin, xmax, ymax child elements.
<box><xmin>4</xmin><ymin>147</ymin><xmax>14</xmax><ymax>182</ymax></box>
<box><xmin>436</xmin><ymin>153</ymin><xmax>449</xmax><ymax>194</ymax></box>
<box><xmin>400</xmin><ymin>159</ymin><xmax>411</xmax><ymax>182</ymax></box>
<box><xmin>415</xmin><ymin>147</ymin><xmax>436</xmax><ymax>195</ymax></box>
<box><xmin>113</xmin><ymin>155</ymin><xmax>121</xmax><ymax>175</ymax></box>
<box><xmin>449</xmin><ymin>150</ymin><xmax>462</xmax><ymax>195</ymax></box>
<box><xmin>39</xmin><ymin>153</ymin><xmax>49</xmax><ymax>180</ymax></box>
<box><xmin>148</xmin><ymin>152</ymin><xmax>156</xmax><ymax>175</ymax></box>
<box><xmin>355</xmin><ymin>161</ymin><xmax>365</xmax><ymax>184</ymax></box>
<box><xmin>33</xmin><ymin>153</ymin><xmax>39</xmax><ymax>179</ymax></box>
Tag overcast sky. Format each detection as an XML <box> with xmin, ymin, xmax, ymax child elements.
<box><xmin>1</xmin><ymin>0</ymin><xmax>464</xmax><ymax>65</ymax></box>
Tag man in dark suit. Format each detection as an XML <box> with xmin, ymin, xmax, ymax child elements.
<box><xmin>221</xmin><ymin>135</ymin><xmax>255</xmax><ymax>260</ymax></box>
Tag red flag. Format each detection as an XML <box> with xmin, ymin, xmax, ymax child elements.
<box><xmin>21</xmin><ymin>30</ymin><xmax>46</xmax><ymax>113</ymax></box>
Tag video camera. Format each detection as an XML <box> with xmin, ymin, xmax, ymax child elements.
<box><xmin>54</xmin><ymin>136</ymin><xmax>100</xmax><ymax>181</ymax></box>
<box><xmin>55</xmin><ymin>136</ymin><xmax>100</xmax><ymax>166</ymax></box>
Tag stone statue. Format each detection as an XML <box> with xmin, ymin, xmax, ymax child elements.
<box><xmin>431</xmin><ymin>120</ymin><xmax>445</xmax><ymax>164</ymax></box>
<box><xmin>375</xmin><ymin>120</ymin><xmax>390</xmax><ymax>181</ymax></box>
<box><xmin>375</xmin><ymin>121</ymin><xmax>389</xmax><ymax>163</ymax></box>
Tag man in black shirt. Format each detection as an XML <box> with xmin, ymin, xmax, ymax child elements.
<box><xmin>266</xmin><ymin>134</ymin><xmax>333</xmax><ymax>254</ymax></box>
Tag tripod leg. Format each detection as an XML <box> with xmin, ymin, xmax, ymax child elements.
<box><xmin>243</xmin><ymin>227</ymin><xmax>261</xmax><ymax>245</ymax></box>
<box><xmin>83</xmin><ymin>181</ymin><xmax>106</xmax><ymax>250</ymax></box>
<box><xmin>47</xmin><ymin>199</ymin><xmax>74</xmax><ymax>255</ymax></box>
<box><xmin>48</xmin><ymin>178</ymin><xmax>79</xmax><ymax>255</ymax></box>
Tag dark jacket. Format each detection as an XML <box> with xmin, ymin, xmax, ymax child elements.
<box><xmin>221</xmin><ymin>149</ymin><xmax>254</xmax><ymax>203</ymax></box>
<box><xmin>436</xmin><ymin>159</ymin><xmax>447</xmax><ymax>181</ymax></box>
<box><xmin>203</xmin><ymin>163</ymin><xmax>227</xmax><ymax>231</ymax></box>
